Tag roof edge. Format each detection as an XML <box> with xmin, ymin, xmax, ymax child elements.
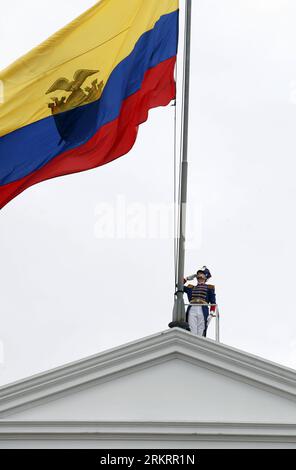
<box><xmin>0</xmin><ymin>328</ymin><xmax>296</xmax><ymax>416</ymax></box>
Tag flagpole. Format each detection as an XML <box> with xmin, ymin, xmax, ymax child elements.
<box><xmin>169</xmin><ymin>0</ymin><xmax>192</xmax><ymax>330</ymax></box>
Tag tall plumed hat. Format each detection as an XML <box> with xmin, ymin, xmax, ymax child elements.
<box><xmin>196</xmin><ymin>266</ymin><xmax>212</xmax><ymax>280</ymax></box>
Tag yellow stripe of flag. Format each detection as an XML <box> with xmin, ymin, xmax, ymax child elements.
<box><xmin>0</xmin><ymin>0</ymin><xmax>179</xmax><ymax>138</ymax></box>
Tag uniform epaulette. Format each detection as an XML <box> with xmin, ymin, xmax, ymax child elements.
<box><xmin>187</xmin><ymin>284</ymin><xmax>194</xmax><ymax>289</ymax></box>
<box><xmin>207</xmin><ymin>284</ymin><xmax>215</xmax><ymax>289</ymax></box>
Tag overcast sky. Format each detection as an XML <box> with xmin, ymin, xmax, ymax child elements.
<box><xmin>1</xmin><ymin>0</ymin><xmax>296</xmax><ymax>386</ymax></box>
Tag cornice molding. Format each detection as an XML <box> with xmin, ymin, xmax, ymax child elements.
<box><xmin>0</xmin><ymin>328</ymin><xmax>296</xmax><ymax>416</ymax></box>
<box><xmin>0</xmin><ymin>421</ymin><xmax>296</xmax><ymax>443</ymax></box>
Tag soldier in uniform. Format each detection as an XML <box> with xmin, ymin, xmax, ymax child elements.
<box><xmin>183</xmin><ymin>266</ymin><xmax>216</xmax><ymax>337</ymax></box>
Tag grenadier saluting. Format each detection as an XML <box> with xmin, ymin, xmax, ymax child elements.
<box><xmin>183</xmin><ymin>266</ymin><xmax>217</xmax><ymax>337</ymax></box>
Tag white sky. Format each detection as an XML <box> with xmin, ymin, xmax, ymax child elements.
<box><xmin>1</xmin><ymin>0</ymin><xmax>296</xmax><ymax>386</ymax></box>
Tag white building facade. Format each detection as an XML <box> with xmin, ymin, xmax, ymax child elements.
<box><xmin>0</xmin><ymin>328</ymin><xmax>296</xmax><ymax>448</ymax></box>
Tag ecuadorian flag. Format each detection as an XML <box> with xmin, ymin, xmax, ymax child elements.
<box><xmin>0</xmin><ymin>0</ymin><xmax>179</xmax><ymax>209</ymax></box>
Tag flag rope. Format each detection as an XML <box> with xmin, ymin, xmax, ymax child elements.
<box><xmin>174</xmin><ymin>13</ymin><xmax>187</xmax><ymax>289</ymax></box>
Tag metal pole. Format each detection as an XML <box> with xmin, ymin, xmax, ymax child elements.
<box><xmin>216</xmin><ymin>308</ymin><xmax>220</xmax><ymax>343</ymax></box>
<box><xmin>169</xmin><ymin>0</ymin><xmax>192</xmax><ymax>330</ymax></box>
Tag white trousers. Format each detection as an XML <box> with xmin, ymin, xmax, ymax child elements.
<box><xmin>188</xmin><ymin>305</ymin><xmax>210</xmax><ymax>337</ymax></box>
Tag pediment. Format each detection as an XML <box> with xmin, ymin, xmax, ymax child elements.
<box><xmin>0</xmin><ymin>329</ymin><xmax>296</xmax><ymax>423</ymax></box>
